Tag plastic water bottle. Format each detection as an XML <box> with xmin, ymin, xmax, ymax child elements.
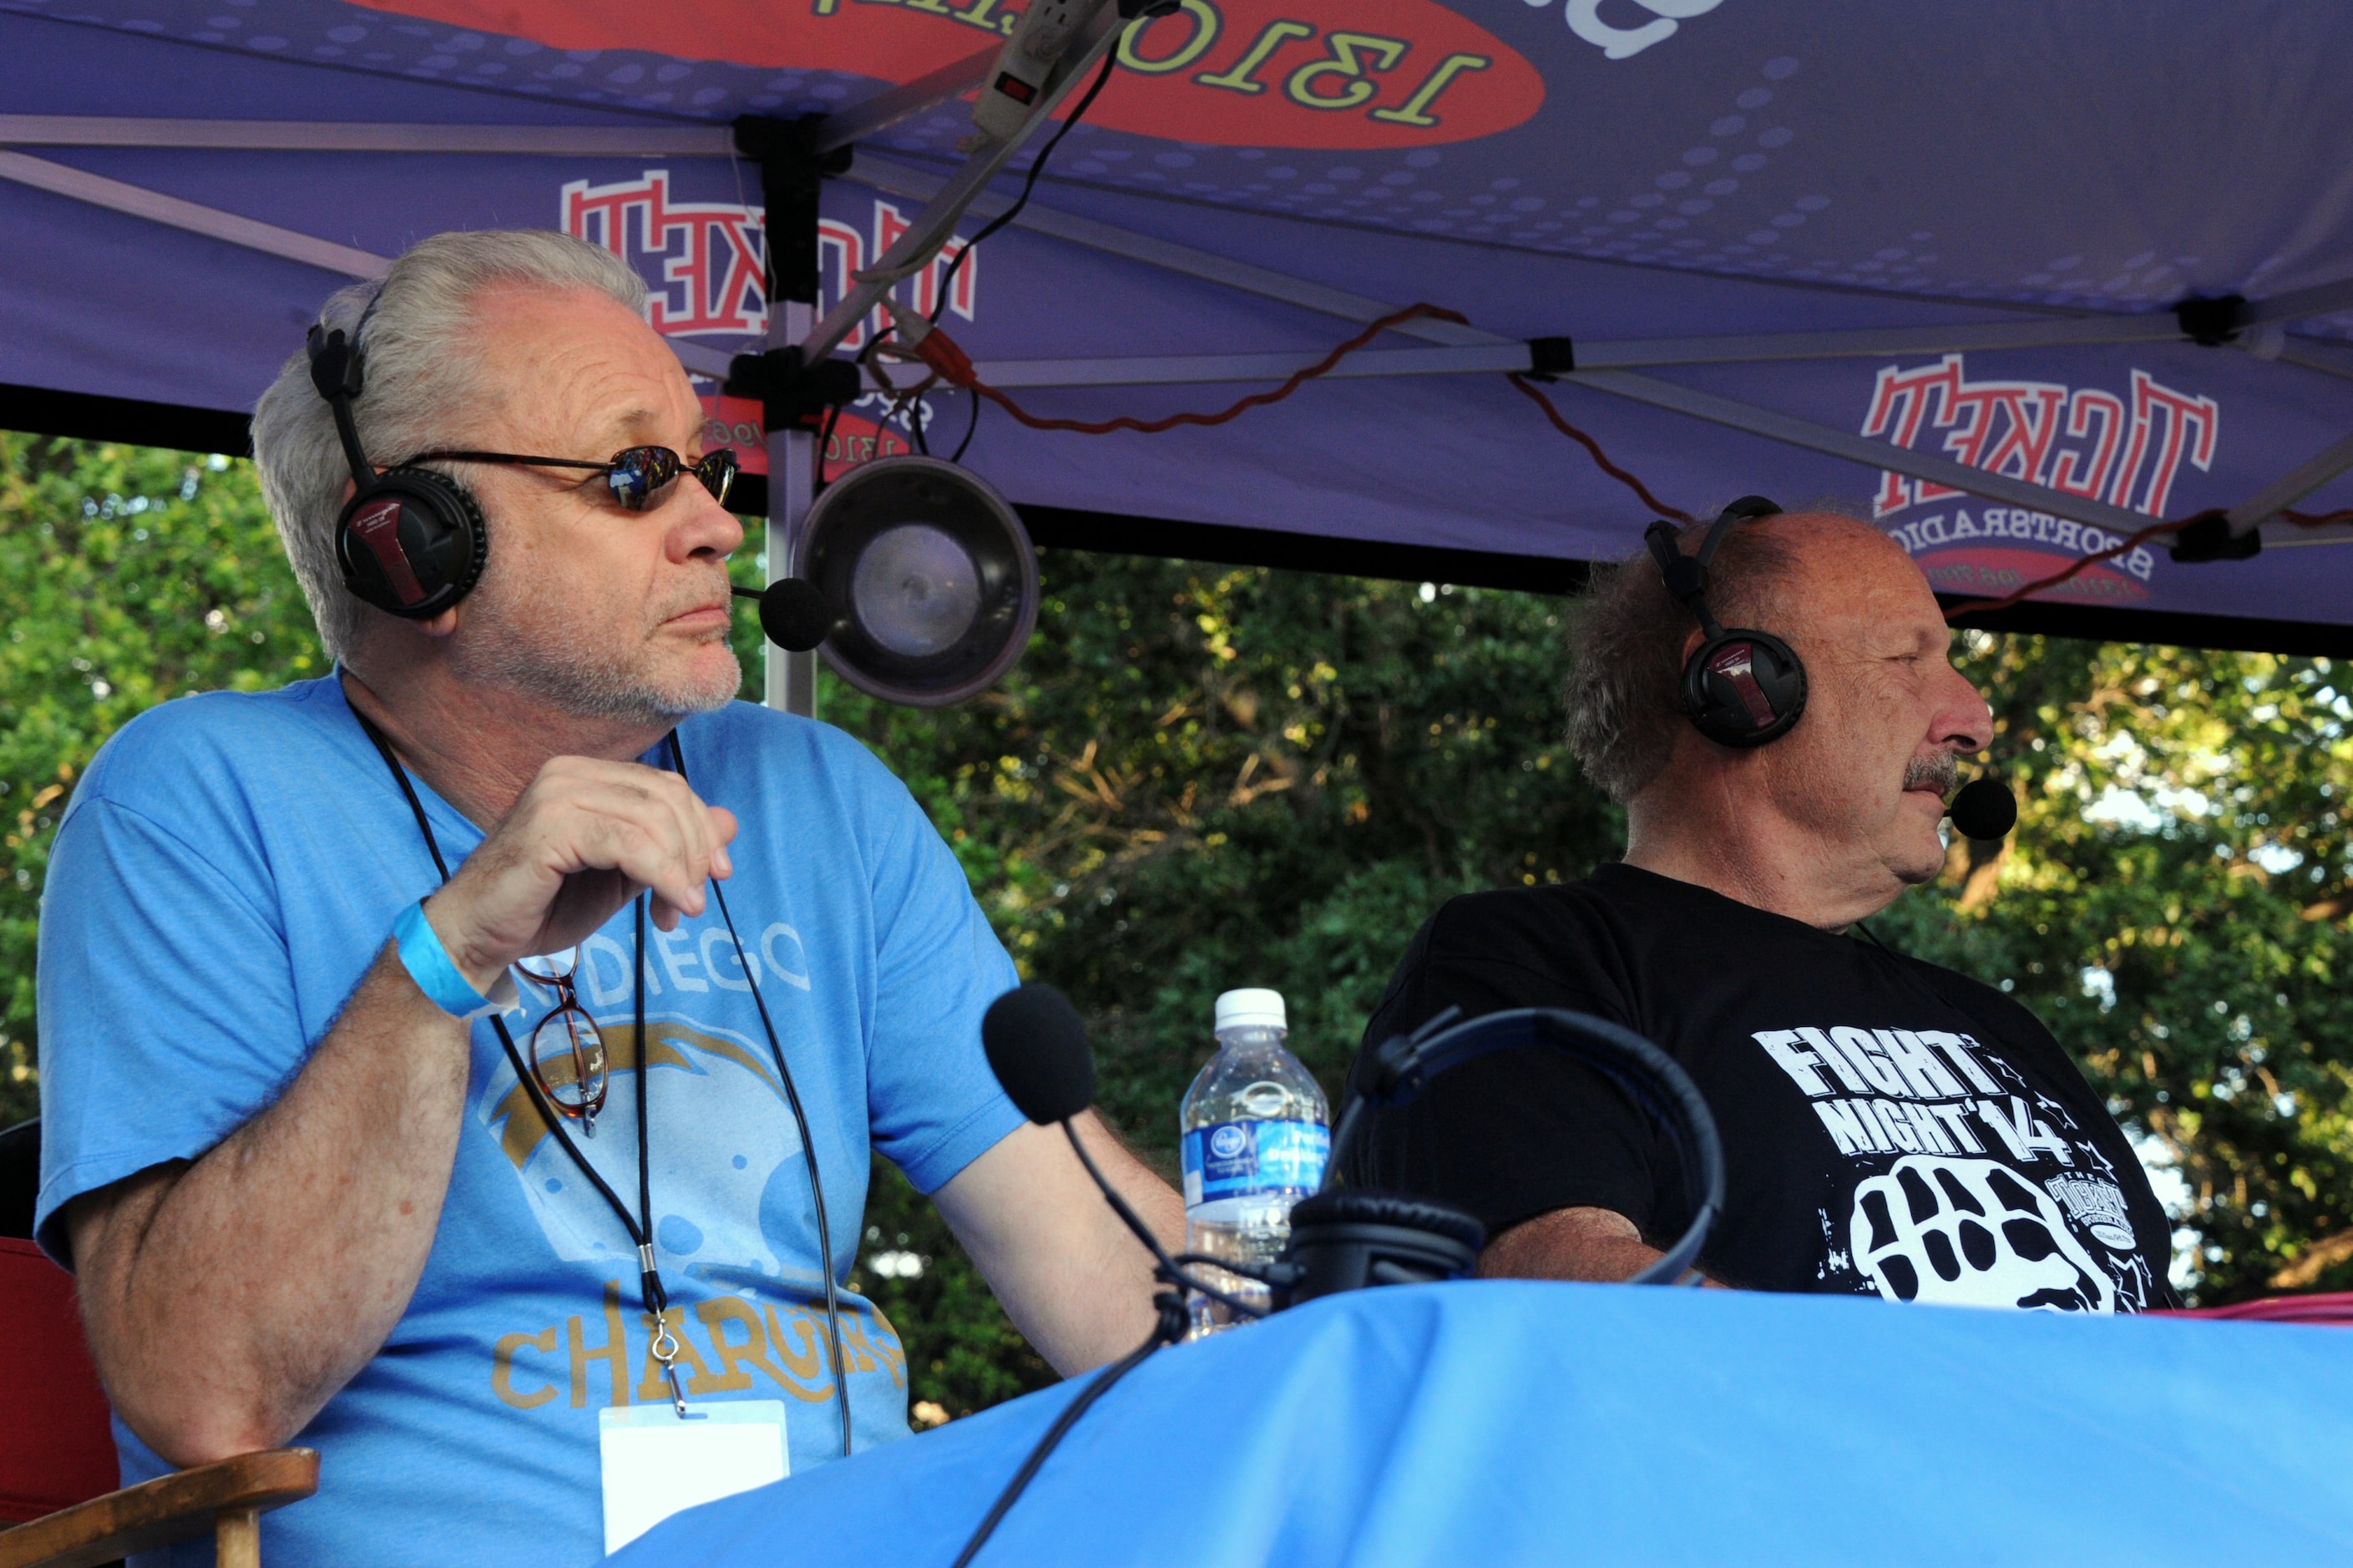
<box><xmin>1179</xmin><ymin>988</ymin><xmax>1329</xmax><ymax>1338</ymax></box>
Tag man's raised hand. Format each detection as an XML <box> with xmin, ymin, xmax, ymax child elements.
<box><xmin>422</xmin><ymin>756</ymin><xmax>738</xmax><ymax>994</ymax></box>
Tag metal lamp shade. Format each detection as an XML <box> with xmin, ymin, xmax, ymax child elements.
<box><xmin>799</xmin><ymin>456</ymin><xmax>1040</xmax><ymax>707</ymax></box>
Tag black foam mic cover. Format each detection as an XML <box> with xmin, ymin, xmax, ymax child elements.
<box><xmin>1946</xmin><ymin>775</ymin><xmax>2018</xmax><ymax>841</ymax></box>
<box><xmin>733</xmin><ymin>579</ymin><xmax>833</xmax><ymax>653</ymax></box>
<box><xmin>982</xmin><ymin>984</ymin><xmax>1097</xmax><ymax>1125</ymax></box>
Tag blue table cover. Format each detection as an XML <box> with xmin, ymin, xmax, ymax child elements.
<box><xmin>615</xmin><ymin>1280</ymin><xmax>2353</xmax><ymax>1565</ymax></box>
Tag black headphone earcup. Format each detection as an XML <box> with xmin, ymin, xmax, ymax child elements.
<box><xmin>1277</xmin><ymin>1188</ymin><xmax>1485</xmax><ymax>1309</ymax></box>
<box><xmin>1683</xmin><ymin>627</ymin><xmax>1807</xmax><ymax>747</ymax></box>
<box><xmin>336</xmin><ymin>467</ymin><xmax>489</xmax><ymax>619</ymax></box>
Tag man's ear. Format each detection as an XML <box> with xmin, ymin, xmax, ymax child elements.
<box><xmin>417</xmin><ymin>606</ymin><xmax>459</xmax><ymax>638</ymax></box>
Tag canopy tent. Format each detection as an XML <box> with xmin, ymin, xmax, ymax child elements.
<box><xmin>6</xmin><ymin>0</ymin><xmax>2353</xmax><ymax>674</ymax></box>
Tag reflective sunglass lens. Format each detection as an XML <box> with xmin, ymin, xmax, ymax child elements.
<box><xmin>606</xmin><ymin>450</ymin><xmax>659</xmax><ymax>511</ymax></box>
<box><xmin>697</xmin><ymin>451</ymin><xmax>738</xmax><ymax>507</ymax></box>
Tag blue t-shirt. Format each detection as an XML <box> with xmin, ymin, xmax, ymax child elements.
<box><xmin>33</xmin><ymin>675</ymin><xmax>1024</xmax><ymax>1565</ymax></box>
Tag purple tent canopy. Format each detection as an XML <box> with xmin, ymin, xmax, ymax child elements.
<box><xmin>4</xmin><ymin>0</ymin><xmax>2351</xmax><ymax>660</ymax></box>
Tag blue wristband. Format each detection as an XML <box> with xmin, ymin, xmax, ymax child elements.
<box><xmin>392</xmin><ymin>899</ymin><xmax>492</xmax><ymax>1018</ymax></box>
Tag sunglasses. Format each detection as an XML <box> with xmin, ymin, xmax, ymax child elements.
<box><xmin>407</xmin><ymin>446</ymin><xmax>738</xmax><ymax>512</ymax></box>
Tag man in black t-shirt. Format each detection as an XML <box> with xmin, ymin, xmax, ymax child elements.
<box><xmin>1343</xmin><ymin>506</ymin><xmax>2178</xmax><ymax>1312</ymax></box>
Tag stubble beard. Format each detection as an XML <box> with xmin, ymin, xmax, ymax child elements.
<box><xmin>452</xmin><ymin>566</ymin><xmax>741</xmax><ymax>724</ymax></box>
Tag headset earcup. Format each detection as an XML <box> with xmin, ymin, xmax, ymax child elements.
<box><xmin>336</xmin><ymin>468</ymin><xmax>489</xmax><ymax>619</ymax></box>
<box><xmin>1683</xmin><ymin>627</ymin><xmax>1808</xmax><ymax>747</ymax></box>
<box><xmin>1278</xmin><ymin>1188</ymin><xmax>1485</xmax><ymax>1308</ymax></box>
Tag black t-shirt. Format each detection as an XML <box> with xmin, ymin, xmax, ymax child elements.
<box><xmin>1343</xmin><ymin>863</ymin><xmax>2180</xmax><ymax>1312</ymax></box>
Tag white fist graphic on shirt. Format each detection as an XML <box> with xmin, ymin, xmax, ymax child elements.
<box><xmin>1850</xmin><ymin>1156</ymin><xmax>2113</xmax><ymax>1313</ymax></box>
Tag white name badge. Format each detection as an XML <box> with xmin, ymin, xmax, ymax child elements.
<box><xmin>599</xmin><ymin>1400</ymin><xmax>791</xmax><ymax>1555</ymax></box>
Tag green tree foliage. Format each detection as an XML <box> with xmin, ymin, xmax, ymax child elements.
<box><xmin>7</xmin><ymin>436</ymin><xmax>2351</xmax><ymax>1428</ymax></box>
<box><xmin>1879</xmin><ymin>634</ymin><xmax>2353</xmax><ymax>1303</ymax></box>
<box><xmin>0</xmin><ymin>436</ymin><xmax>325</xmax><ymax>1118</ymax></box>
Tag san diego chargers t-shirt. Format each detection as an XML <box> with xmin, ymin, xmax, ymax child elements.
<box><xmin>1343</xmin><ymin>863</ymin><xmax>2178</xmax><ymax>1313</ymax></box>
<box><xmin>34</xmin><ymin>675</ymin><xmax>1024</xmax><ymax>1565</ymax></box>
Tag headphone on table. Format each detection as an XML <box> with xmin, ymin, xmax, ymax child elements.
<box><xmin>306</xmin><ymin>316</ymin><xmax>490</xmax><ymax>619</ymax></box>
<box><xmin>1643</xmin><ymin>495</ymin><xmax>1807</xmax><ymax>748</ymax></box>
<box><xmin>1286</xmin><ymin>1006</ymin><xmax>1728</xmax><ymax>1302</ymax></box>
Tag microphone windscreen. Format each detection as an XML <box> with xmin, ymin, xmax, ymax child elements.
<box><xmin>1946</xmin><ymin>775</ymin><xmax>2018</xmax><ymax>841</ymax></box>
<box><xmin>759</xmin><ymin>578</ymin><xmax>833</xmax><ymax>653</ymax></box>
<box><xmin>982</xmin><ymin>984</ymin><xmax>1097</xmax><ymax>1125</ymax></box>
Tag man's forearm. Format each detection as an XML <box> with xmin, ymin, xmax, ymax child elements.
<box><xmin>70</xmin><ymin>944</ymin><xmax>473</xmax><ymax>1465</ymax></box>
<box><xmin>1478</xmin><ymin>1205</ymin><xmax>1722</xmax><ymax>1287</ymax></box>
<box><xmin>936</xmin><ymin>1111</ymin><xmax>1185</xmax><ymax>1377</ymax></box>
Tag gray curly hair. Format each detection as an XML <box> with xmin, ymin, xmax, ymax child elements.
<box><xmin>1564</xmin><ymin>514</ymin><xmax>1802</xmax><ymax>802</ymax></box>
<box><xmin>250</xmin><ymin>230</ymin><xmax>649</xmax><ymax>664</ymax></box>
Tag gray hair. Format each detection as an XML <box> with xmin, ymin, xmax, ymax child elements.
<box><xmin>250</xmin><ymin>230</ymin><xmax>649</xmax><ymax>663</ymax></box>
<box><xmin>1564</xmin><ymin>513</ymin><xmax>1802</xmax><ymax>802</ymax></box>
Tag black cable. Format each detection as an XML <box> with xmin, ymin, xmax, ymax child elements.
<box><xmin>1060</xmin><ymin>1120</ymin><xmax>1268</xmax><ymax>1322</ymax></box>
<box><xmin>949</xmin><ymin>387</ymin><xmax>981</xmax><ymax>463</ymax></box>
<box><xmin>910</xmin><ymin>392</ymin><xmax>931</xmax><ymax>457</ymax></box>
<box><xmin>668</xmin><ymin>733</ymin><xmax>855</xmax><ymax>1459</ymax></box>
<box><xmin>949</xmin><ymin>1292</ymin><xmax>1187</xmax><ymax>1568</ymax></box>
<box><xmin>814</xmin><ymin>399</ymin><xmax>843</xmax><ymax>492</ymax></box>
<box><xmin>929</xmin><ymin>44</ymin><xmax>1121</xmax><ymax>324</ymax></box>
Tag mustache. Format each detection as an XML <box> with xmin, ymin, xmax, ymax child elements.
<box><xmin>1903</xmin><ymin>751</ymin><xmax>1961</xmax><ymax>797</ymax></box>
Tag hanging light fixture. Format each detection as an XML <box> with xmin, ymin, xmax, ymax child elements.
<box><xmin>746</xmin><ymin>456</ymin><xmax>1040</xmax><ymax>707</ymax></box>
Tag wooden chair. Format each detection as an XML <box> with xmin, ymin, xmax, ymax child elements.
<box><xmin>0</xmin><ymin>1120</ymin><xmax>317</xmax><ymax>1567</ymax></box>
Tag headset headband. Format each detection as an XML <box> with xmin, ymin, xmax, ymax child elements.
<box><xmin>1643</xmin><ymin>495</ymin><xmax>1783</xmax><ymax>640</ymax></box>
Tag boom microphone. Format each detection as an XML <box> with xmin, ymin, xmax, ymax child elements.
<box><xmin>955</xmin><ymin>984</ymin><xmax>1240</xmax><ymax>1568</ymax></box>
<box><xmin>981</xmin><ymin>984</ymin><xmax>1098</xmax><ymax>1125</ymax></box>
<box><xmin>731</xmin><ymin>579</ymin><xmax>832</xmax><ymax>653</ymax></box>
<box><xmin>1946</xmin><ymin>775</ymin><xmax>2018</xmax><ymax>841</ymax></box>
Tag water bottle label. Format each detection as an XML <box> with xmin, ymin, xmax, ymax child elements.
<box><xmin>1181</xmin><ymin>1119</ymin><xmax>1329</xmax><ymax>1207</ymax></box>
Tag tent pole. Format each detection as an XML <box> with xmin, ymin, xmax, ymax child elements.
<box><xmin>2224</xmin><ymin>427</ymin><xmax>2353</xmax><ymax>534</ymax></box>
<box><xmin>1567</xmin><ymin>367</ymin><xmax>2166</xmax><ymax>539</ymax></box>
<box><xmin>738</xmin><ymin>118</ymin><xmax>837</xmax><ymax>719</ymax></box>
<box><xmin>0</xmin><ymin>149</ymin><xmax>385</xmax><ymax>278</ymax></box>
<box><xmin>769</xmin><ymin>300</ymin><xmax>818</xmax><ymax>719</ymax></box>
<box><xmin>797</xmin><ymin>3</ymin><xmax>1126</xmax><ymax>366</ymax></box>
<box><xmin>808</xmin><ymin>44</ymin><xmax>1000</xmax><ymax>154</ymax></box>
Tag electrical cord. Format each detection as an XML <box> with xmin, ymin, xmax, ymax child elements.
<box><xmin>950</xmin><ymin>387</ymin><xmax>982</xmax><ymax>463</ymax></box>
<box><xmin>948</xmin><ymin>1121</ymin><xmax>1241</xmax><ymax>1567</ymax></box>
<box><xmin>1508</xmin><ymin>374</ymin><xmax>1694</xmax><ymax>522</ymax></box>
<box><xmin>1943</xmin><ymin>503</ymin><xmax>2345</xmax><ymax>624</ymax></box>
<box><xmin>814</xmin><ymin>400</ymin><xmax>842</xmax><ymax>489</ymax></box>
<box><xmin>930</xmin><ymin>43</ymin><xmax>1123</xmax><ymax>325</ymax></box>
<box><xmin>947</xmin><ymin>1291</ymin><xmax>1187</xmax><ymax>1568</ymax></box>
<box><xmin>913</xmin><ymin>303</ymin><xmax>1469</xmax><ymax>435</ymax></box>
<box><xmin>906</xmin><ymin>301</ymin><xmax>1702</xmax><ymax>526</ymax></box>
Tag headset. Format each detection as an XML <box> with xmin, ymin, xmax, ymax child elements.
<box><xmin>1643</xmin><ymin>495</ymin><xmax>1807</xmax><ymax>748</ymax></box>
<box><xmin>306</xmin><ymin>318</ymin><xmax>490</xmax><ymax>619</ymax></box>
<box><xmin>1292</xmin><ymin>1006</ymin><xmax>1728</xmax><ymax>1300</ymax></box>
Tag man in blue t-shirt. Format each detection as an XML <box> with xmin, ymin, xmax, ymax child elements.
<box><xmin>34</xmin><ymin>230</ymin><xmax>1182</xmax><ymax>1565</ymax></box>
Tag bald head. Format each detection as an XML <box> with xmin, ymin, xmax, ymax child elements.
<box><xmin>1750</xmin><ymin>509</ymin><xmax>1935</xmax><ymax>634</ymax></box>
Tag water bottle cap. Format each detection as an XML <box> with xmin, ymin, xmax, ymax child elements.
<box><xmin>1214</xmin><ymin>988</ymin><xmax>1287</xmax><ymax>1034</ymax></box>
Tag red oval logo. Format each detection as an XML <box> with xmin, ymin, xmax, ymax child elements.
<box><xmin>357</xmin><ymin>0</ymin><xmax>1541</xmax><ymax>149</ymax></box>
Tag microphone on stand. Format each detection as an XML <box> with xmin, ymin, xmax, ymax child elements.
<box><xmin>979</xmin><ymin>985</ymin><xmax>1268</xmax><ymax>1323</ymax></box>
<box><xmin>954</xmin><ymin>984</ymin><xmax>1247</xmax><ymax>1568</ymax></box>
<box><xmin>1946</xmin><ymin>774</ymin><xmax>2018</xmax><ymax>841</ymax></box>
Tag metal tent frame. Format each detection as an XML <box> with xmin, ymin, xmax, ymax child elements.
<box><xmin>8</xmin><ymin>23</ymin><xmax>2353</xmax><ymax>700</ymax></box>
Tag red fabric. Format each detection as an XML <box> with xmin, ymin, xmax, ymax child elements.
<box><xmin>0</xmin><ymin>1237</ymin><xmax>119</xmax><ymax>1522</ymax></box>
<box><xmin>2158</xmin><ymin>1291</ymin><xmax>2353</xmax><ymax>1327</ymax></box>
